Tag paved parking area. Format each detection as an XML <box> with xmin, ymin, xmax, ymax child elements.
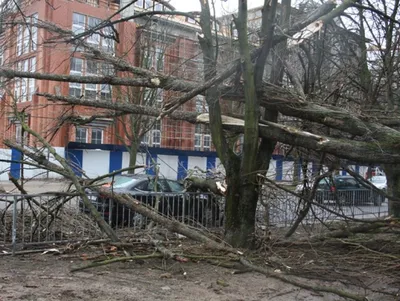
<box><xmin>0</xmin><ymin>179</ymin><xmax>71</xmax><ymax>194</ymax></box>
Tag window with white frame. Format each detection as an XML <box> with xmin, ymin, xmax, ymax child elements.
<box><xmin>231</xmin><ymin>23</ymin><xmax>238</xmax><ymax>39</ymax></box>
<box><xmin>142</xmin><ymin>88</ymin><xmax>162</xmax><ymax>106</ymax></box>
<box><xmin>91</xmin><ymin>128</ymin><xmax>103</xmax><ymax>144</ymax></box>
<box><xmin>186</xmin><ymin>17</ymin><xmax>196</xmax><ymax>24</ymax></box>
<box><xmin>86</xmin><ymin>0</ymin><xmax>99</xmax><ymax>6</ymax></box>
<box><xmin>141</xmin><ymin>119</ymin><xmax>162</xmax><ymax>147</ymax></box>
<box><xmin>143</xmin><ymin>45</ymin><xmax>164</xmax><ymax>71</ymax></box>
<box><xmin>75</xmin><ymin>127</ymin><xmax>87</xmax><ymax>143</ymax></box>
<box><xmin>15</xmin><ymin>123</ymin><xmax>28</xmax><ymax>144</ymax></box>
<box><xmin>194</xmin><ymin>124</ymin><xmax>202</xmax><ymax>151</ymax></box>
<box><xmin>196</xmin><ymin>95</ymin><xmax>208</xmax><ymax>113</ymax></box>
<box><xmin>85</xmin><ymin>60</ymin><xmax>98</xmax><ymax>99</ymax></box>
<box><xmin>135</xmin><ymin>0</ymin><xmax>166</xmax><ymax>10</ymax></box>
<box><xmin>203</xmin><ymin>130</ymin><xmax>211</xmax><ymax>151</ymax></box>
<box><xmin>152</xmin><ymin>119</ymin><xmax>161</xmax><ymax>147</ymax></box>
<box><xmin>69</xmin><ymin>58</ymin><xmax>113</xmax><ymax>100</ymax></box>
<box><xmin>101</xmin><ymin>26</ymin><xmax>115</xmax><ymax>53</ymax></box>
<box><xmin>72</xmin><ymin>13</ymin><xmax>85</xmax><ymax>35</ymax></box>
<box><xmin>156</xmin><ymin>88</ymin><xmax>163</xmax><ymax>103</ymax></box>
<box><xmin>134</xmin><ymin>0</ymin><xmax>144</xmax><ymax>7</ymax></box>
<box><xmin>144</xmin><ymin>0</ymin><xmax>152</xmax><ymax>9</ymax></box>
<box><xmin>16</xmin><ymin>14</ymin><xmax>38</xmax><ymax>56</ymax></box>
<box><xmin>87</xmin><ymin>16</ymin><xmax>101</xmax><ymax>45</ymax></box>
<box><xmin>69</xmin><ymin>57</ymin><xmax>83</xmax><ymax>98</ymax></box>
<box><xmin>72</xmin><ymin>13</ymin><xmax>115</xmax><ymax>54</ymax></box>
<box><xmin>15</xmin><ymin>124</ymin><xmax>21</xmax><ymax>143</ymax></box>
<box><xmin>14</xmin><ymin>57</ymin><xmax>36</xmax><ymax>102</ymax></box>
<box><xmin>194</xmin><ymin>124</ymin><xmax>211</xmax><ymax>151</ymax></box>
<box><xmin>155</xmin><ymin>46</ymin><xmax>164</xmax><ymax>71</ymax></box>
<box><xmin>154</xmin><ymin>1</ymin><xmax>162</xmax><ymax>10</ymax></box>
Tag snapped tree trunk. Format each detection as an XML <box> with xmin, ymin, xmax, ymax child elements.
<box><xmin>383</xmin><ymin>164</ymin><xmax>400</xmax><ymax>217</ymax></box>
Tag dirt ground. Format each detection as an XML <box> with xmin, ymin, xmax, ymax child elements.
<box><xmin>0</xmin><ymin>250</ymin><xmax>396</xmax><ymax>301</ymax></box>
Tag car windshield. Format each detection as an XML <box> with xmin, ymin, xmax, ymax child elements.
<box><xmin>112</xmin><ymin>176</ymin><xmax>139</xmax><ymax>188</ymax></box>
<box><xmin>370</xmin><ymin>176</ymin><xmax>386</xmax><ymax>184</ymax></box>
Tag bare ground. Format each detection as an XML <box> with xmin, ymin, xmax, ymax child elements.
<box><xmin>0</xmin><ymin>250</ymin><xmax>397</xmax><ymax>301</ymax></box>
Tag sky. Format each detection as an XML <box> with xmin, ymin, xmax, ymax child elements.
<box><xmin>169</xmin><ymin>0</ymin><xmax>265</xmax><ymax>16</ymax></box>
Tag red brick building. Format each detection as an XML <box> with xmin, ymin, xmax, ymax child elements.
<box><xmin>0</xmin><ymin>0</ymin><xmax>212</xmax><ymax>152</ymax></box>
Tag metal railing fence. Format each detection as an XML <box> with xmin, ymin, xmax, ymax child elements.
<box><xmin>0</xmin><ymin>189</ymin><xmax>389</xmax><ymax>252</ymax></box>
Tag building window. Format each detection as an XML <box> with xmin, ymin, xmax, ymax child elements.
<box><xmin>75</xmin><ymin>127</ymin><xmax>87</xmax><ymax>143</ymax></box>
<box><xmin>142</xmin><ymin>88</ymin><xmax>162</xmax><ymax>106</ymax></box>
<box><xmin>143</xmin><ymin>45</ymin><xmax>165</xmax><ymax>71</ymax></box>
<box><xmin>135</xmin><ymin>0</ymin><xmax>165</xmax><ymax>10</ymax></box>
<box><xmin>203</xmin><ymin>133</ymin><xmax>211</xmax><ymax>151</ymax></box>
<box><xmin>231</xmin><ymin>23</ymin><xmax>238</xmax><ymax>39</ymax></box>
<box><xmin>186</xmin><ymin>17</ymin><xmax>196</xmax><ymax>24</ymax></box>
<box><xmin>91</xmin><ymin>128</ymin><xmax>103</xmax><ymax>144</ymax></box>
<box><xmin>144</xmin><ymin>0</ymin><xmax>152</xmax><ymax>9</ymax></box>
<box><xmin>69</xmin><ymin>57</ymin><xmax>83</xmax><ymax>98</ymax></box>
<box><xmin>195</xmin><ymin>95</ymin><xmax>208</xmax><ymax>113</ymax></box>
<box><xmin>15</xmin><ymin>124</ymin><xmax>28</xmax><ymax>144</ymax></box>
<box><xmin>152</xmin><ymin>119</ymin><xmax>161</xmax><ymax>147</ymax></box>
<box><xmin>15</xmin><ymin>124</ymin><xmax>21</xmax><ymax>142</ymax></box>
<box><xmin>69</xmin><ymin>58</ymin><xmax>113</xmax><ymax>100</ymax></box>
<box><xmin>14</xmin><ymin>57</ymin><xmax>36</xmax><ymax>102</ymax></box>
<box><xmin>85</xmin><ymin>60</ymin><xmax>97</xmax><ymax>100</ymax></box>
<box><xmin>155</xmin><ymin>47</ymin><xmax>164</xmax><ymax>71</ymax></box>
<box><xmin>87</xmin><ymin>17</ymin><xmax>101</xmax><ymax>45</ymax></box>
<box><xmin>142</xmin><ymin>119</ymin><xmax>162</xmax><ymax>147</ymax></box>
<box><xmin>16</xmin><ymin>13</ymin><xmax>38</xmax><ymax>56</ymax></box>
<box><xmin>156</xmin><ymin>88</ymin><xmax>163</xmax><ymax>103</ymax></box>
<box><xmin>72</xmin><ymin>13</ymin><xmax>115</xmax><ymax>53</ymax></box>
<box><xmin>100</xmin><ymin>84</ymin><xmax>112</xmax><ymax>101</ymax></box>
<box><xmin>154</xmin><ymin>1</ymin><xmax>162</xmax><ymax>10</ymax></box>
<box><xmin>134</xmin><ymin>0</ymin><xmax>144</xmax><ymax>7</ymax></box>
<box><xmin>72</xmin><ymin>13</ymin><xmax>85</xmax><ymax>35</ymax></box>
<box><xmin>194</xmin><ymin>124</ymin><xmax>211</xmax><ymax>151</ymax></box>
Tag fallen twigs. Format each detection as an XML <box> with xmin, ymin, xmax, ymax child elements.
<box><xmin>239</xmin><ymin>258</ymin><xmax>368</xmax><ymax>301</ymax></box>
<box><xmin>70</xmin><ymin>253</ymin><xmax>164</xmax><ymax>272</ymax></box>
<box><xmin>70</xmin><ymin>247</ymin><xmax>240</xmax><ymax>273</ymax></box>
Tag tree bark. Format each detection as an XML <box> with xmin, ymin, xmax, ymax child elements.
<box><xmin>221</xmin><ymin>1</ymin><xmax>262</xmax><ymax>248</ymax></box>
<box><xmin>383</xmin><ymin>164</ymin><xmax>400</xmax><ymax>217</ymax></box>
<box><xmin>224</xmin><ymin>164</ymin><xmax>256</xmax><ymax>248</ymax></box>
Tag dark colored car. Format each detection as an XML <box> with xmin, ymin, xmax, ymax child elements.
<box><xmin>315</xmin><ymin>176</ymin><xmax>385</xmax><ymax>206</ymax></box>
<box><xmin>80</xmin><ymin>174</ymin><xmax>220</xmax><ymax>227</ymax></box>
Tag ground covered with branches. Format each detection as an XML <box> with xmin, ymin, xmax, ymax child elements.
<box><xmin>1</xmin><ymin>227</ymin><xmax>399</xmax><ymax>301</ymax></box>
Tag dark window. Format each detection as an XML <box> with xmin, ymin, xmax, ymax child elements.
<box><xmin>343</xmin><ymin>178</ymin><xmax>359</xmax><ymax>188</ymax></box>
<box><xmin>147</xmin><ymin>180</ymin><xmax>163</xmax><ymax>192</ymax></box>
<box><xmin>91</xmin><ymin>128</ymin><xmax>103</xmax><ymax>144</ymax></box>
<box><xmin>167</xmin><ymin>180</ymin><xmax>184</xmax><ymax>192</ymax></box>
<box><xmin>159</xmin><ymin>179</ymin><xmax>170</xmax><ymax>192</ymax></box>
<box><xmin>133</xmin><ymin>180</ymin><xmax>148</xmax><ymax>191</ymax></box>
<box><xmin>76</xmin><ymin>127</ymin><xmax>87</xmax><ymax>143</ymax></box>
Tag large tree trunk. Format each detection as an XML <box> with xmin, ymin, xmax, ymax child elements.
<box><xmin>383</xmin><ymin>165</ymin><xmax>400</xmax><ymax>217</ymax></box>
<box><xmin>224</xmin><ymin>164</ymin><xmax>259</xmax><ymax>248</ymax></box>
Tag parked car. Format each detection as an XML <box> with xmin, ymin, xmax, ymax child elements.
<box><xmin>80</xmin><ymin>174</ymin><xmax>220</xmax><ymax>227</ymax></box>
<box><xmin>315</xmin><ymin>176</ymin><xmax>384</xmax><ymax>206</ymax></box>
<box><xmin>368</xmin><ymin>175</ymin><xmax>387</xmax><ymax>191</ymax></box>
